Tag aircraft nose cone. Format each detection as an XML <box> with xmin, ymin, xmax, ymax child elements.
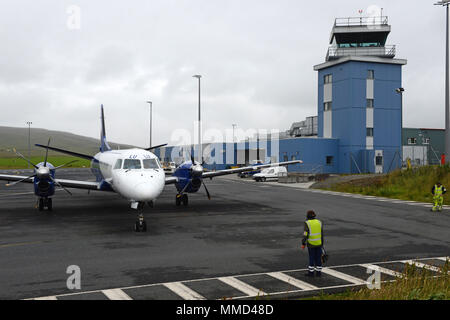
<box><xmin>134</xmin><ymin>182</ymin><xmax>159</xmax><ymax>201</ymax></box>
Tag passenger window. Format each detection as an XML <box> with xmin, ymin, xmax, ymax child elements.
<box><xmin>123</xmin><ymin>159</ymin><xmax>142</xmax><ymax>170</ymax></box>
<box><xmin>114</xmin><ymin>159</ymin><xmax>123</xmax><ymax>170</ymax></box>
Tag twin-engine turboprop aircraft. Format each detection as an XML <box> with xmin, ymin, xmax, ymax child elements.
<box><xmin>0</xmin><ymin>105</ymin><xmax>302</xmax><ymax>231</ymax></box>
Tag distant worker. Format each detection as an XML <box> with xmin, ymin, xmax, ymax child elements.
<box><xmin>301</xmin><ymin>210</ymin><xmax>324</xmax><ymax>277</ymax></box>
<box><xmin>431</xmin><ymin>182</ymin><xmax>447</xmax><ymax>212</ymax></box>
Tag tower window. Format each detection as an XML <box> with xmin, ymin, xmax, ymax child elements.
<box><xmin>367</xmin><ymin>99</ymin><xmax>374</xmax><ymax>108</ymax></box>
<box><xmin>324</xmin><ymin>102</ymin><xmax>332</xmax><ymax>111</ymax></box>
<box><xmin>367</xmin><ymin>128</ymin><xmax>374</xmax><ymax>137</ymax></box>
<box><xmin>326</xmin><ymin>156</ymin><xmax>334</xmax><ymax>165</ymax></box>
<box><xmin>324</xmin><ymin>74</ymin><xmax>332</xmax><ymax>84</ymax></box>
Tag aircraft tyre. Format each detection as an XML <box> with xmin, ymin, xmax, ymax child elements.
<box><xmin>47</xmin><ymin>198</ymin><xmax>52</xmax><ymax>211</ymax></box>
<box><xmin>182</xmin><ymin>194</ymin><xmax>189</xmax><ymax>206</ymax></box>
<box><xmin>38</xmin><ymin>198</ymin><xmax>44</xmax><ymax>211</ymax></box>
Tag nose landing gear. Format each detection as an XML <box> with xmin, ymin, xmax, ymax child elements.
<box><xmin>131</xmin><ymin>201</ymin><xmax>148</xmax><ymax>232</ymax></box>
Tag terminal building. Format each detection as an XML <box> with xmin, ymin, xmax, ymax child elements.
<box><xmin>155</xmin><ymin>16</ymin><xmax>422</xmax><ymax>174</ymax></box>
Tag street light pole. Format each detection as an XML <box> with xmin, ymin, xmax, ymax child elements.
<box><xmin>193</xmin><ymin>75</ymin><xmax>202</xmax><ymax>163</ymax></box>
<box><xmin>26</xmin><ymin>121</ymin><xmax>32</xmax><ymax>169</ymax></box>
<box><xmin>396</xmin><ymin>88</ymin><xmax>405</xmax><ymax>168</ymax></box>
<box><xmin>435</xmin><ymin>0</ymin><xmax>450</xmax><ymax>163</ymax></box>
<box><xmin>146</xmin><ymin>101</ymin><xmax>152</xmax><ymax>148</ymax></box>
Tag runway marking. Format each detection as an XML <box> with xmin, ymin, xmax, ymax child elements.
<box><xmin>218</xmin><ymin>277</ymin><xmax>266</xmax><ymax>297</ymax></box>
<box><xmin>102</xmin><ymin>289</ymin><xmax>132</xmax><ymax>300</ymax></box>
<box><xmin>26</xmin><ymin>256</ymin><xmax>448</xmax><ymax>300</ymax></box>
<box><xmin>163</xmin><ymin>282</ymin><xmax>206</xmax><ymax>300</ymax></box>
<box><xmin>360</xmin><ymin>264</ymin><xmax>404</xmax><ymax>278</ymax></box>
<box><xmin>321</xmin><ymin>268</ymin><xmax>366</xmax><ymax>285</ymax></box>
<box><xmin>437</xmin><ymin>257</ymin><xmax>449</xmax><ymax>262</ymax></box>
<box><xmin>402</xmin><ymin>260</ymin><xmax>445</xmax><ymax>274</ymax></box>
<box><xmin>33</xmin><ymin>296</ymin><xmax>57</xmax><ymax>300</ymax></box>
<box><xmin>267</xmin><ymin>272</ymin><xmax>318</xmax><ymax>290</ymax></box>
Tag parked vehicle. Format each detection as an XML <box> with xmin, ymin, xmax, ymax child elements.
<box><xmin>238</xmin><ymin>160</ymin><xmax>264</xmax><ymax>178</ymax></box>
<box><xmin>253</xmin><ymin>166</ymin><xmax>288</xmax><ymax>182</ymax></box>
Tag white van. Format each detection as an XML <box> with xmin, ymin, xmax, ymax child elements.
<box><xmin>253</xmin><ymin>166</ymin><xmax>287</xmax><ymax>182</ymax></box>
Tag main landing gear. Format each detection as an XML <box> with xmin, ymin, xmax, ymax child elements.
<box><xmin>37</xmin><ymin>197</ymin><xmax>52</xmax><ymax>211</ymax></box>
<box><xmin>175</xmin><ymin>194</ymin><xmax>189</xmax><ymax>207</ymax></box>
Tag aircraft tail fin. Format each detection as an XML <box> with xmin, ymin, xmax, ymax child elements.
<box><xmin>100</xmin><ymin>104</ymin><xmax>112</xmax><ymax>153</ymax></box>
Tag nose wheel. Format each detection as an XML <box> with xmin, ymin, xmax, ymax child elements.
<box><xmin>176</xmin><ymin>194</ymin><xmax>189</xmax><ymax>206</ymax></box>
<box><xmin>131</xmin><ymin>202</ymin><xmax>148</xmax><ymax>232</ymax></box>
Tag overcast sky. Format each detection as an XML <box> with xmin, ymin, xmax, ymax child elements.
<box><xmin>0</xmin><ymin>0</ymin><xmax>447</xmax><ymax>147</ymax></box>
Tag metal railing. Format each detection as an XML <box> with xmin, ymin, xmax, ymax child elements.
<box><xmin>334</xmin><ymin>16</ymin><xmax>389</xmax><ymax>27</ymax></box>
<box><xmin>327</xmin><ymin>45</ymin><xmax>396</xmax><ymax>60</ymax></box>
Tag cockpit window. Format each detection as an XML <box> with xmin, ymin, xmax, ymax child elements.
<box><xmin>114</xmin><ymin>159</ymin><xmax>123</xmax><ymax>170</ymax></box>
<box><xmin>123</xmin><ymin>159</ymin><xmax>142</xmax><ymax>170</ymax></box>
<box><xmin>143</xmin><ymin>158</ymin><xmax>160</xmax><ymax>169</ymax></box>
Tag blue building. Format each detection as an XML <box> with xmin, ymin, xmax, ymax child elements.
<box><xmin>155</xmin><ymin>16</ymin><xmax>407</xmax><ymax>175</ymax></box>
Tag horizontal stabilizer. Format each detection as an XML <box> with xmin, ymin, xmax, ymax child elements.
<box><xmin>35</xmin><ymin>144</ymin><xmax>94</xmax><ymax>161</ymax></box>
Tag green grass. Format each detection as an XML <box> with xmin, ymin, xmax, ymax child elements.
<box><xmin>0</xmin><ymin>156</ymin><xmax>91</xmax><ymax>169</ymax></box>
<box><xmin>324</xmin><ymin>165</ymin><xmax>450</xmax><ymax>205</ymax></box>
<box><xmin>306</xmin><ymin>261</ymin><xmax>449</xmax><ymax>300</ymax></box>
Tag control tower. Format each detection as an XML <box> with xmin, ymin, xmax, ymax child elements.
<box><xmin>314</xmin><ymin>16</ymin><xmax>407</xmax><ymax>174</ymax></box>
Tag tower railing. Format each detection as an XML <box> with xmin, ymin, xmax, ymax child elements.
<box><xmin>334</xmin><ymin>16</ymin><xmax>389</xmax><ymax>27</ymax></box>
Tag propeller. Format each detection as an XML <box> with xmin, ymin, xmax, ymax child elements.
<box><xmin>6</xmin><ymin>138</ymin><xmax>76</xmax><ymax>195</ymax></box>
<box><xmin>179</xmin><ymin>147</ymin><xmax>211</xmax><ymax>200</ymax></box>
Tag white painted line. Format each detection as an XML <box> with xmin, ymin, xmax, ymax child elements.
<box><xmin>321</xmin><ymin>268</ymin><xmax>366</xmax><ymax>285</ymax></box>
<box><xmin>437</xmin><ymin>257</ymin><xmax>449</xmax><ymax>262</ymax></box>
<box><xmin>163</xmin><ymin>282</ymin><xmax>205</xmax><ymax>300</ymax></box>
<box><xmin>361</xmin><ymin>264</ymin><xmax>403</xmax><ymax>278</ymax></box>
<box><xmin>33</xmin><ymin>296</ymin><xmax>57</xmax><ymax>300</ymax></box>
<box><xmin>218</xmin><ymin>277</ymin><xmax>266</xmax><ymax>297</ymax></box>
<box><xmin>402</xmin><ymin>260</ymin><xmax>442</xmax><ymax>273</ymax></box>
<box><xmin>267</xmin><ymin>272</ymin><xmax>319</xmax><ymax>290</ymax></box>
<box><xmin>102</xmin><ymin>289</ymin><xmax>132</xmax><ymax>300</ymax></box>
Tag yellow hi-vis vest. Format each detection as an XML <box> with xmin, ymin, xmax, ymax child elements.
<box><xmin>435</xmin><ymin>185</ymin><xmax>444</xmax><ymax>197</ymax></box>
<box><xmin>306</xmin><ymin>219</ymin><xmax>322</xmax><ymax>246</ymax></box>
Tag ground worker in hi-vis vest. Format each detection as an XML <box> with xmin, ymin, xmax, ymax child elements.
<box><xmin>431</xmin><ymin>182</ymin><xmax>447</xmax><ymax>212</ymax></box>
<box><xmin>301</xmin><ymin>210</ymin><xmax>324</xmax><ymax>277</ymax></box>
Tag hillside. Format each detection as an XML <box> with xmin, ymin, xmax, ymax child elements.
<box><xmin>0</xmin><ymin>126</ymin><xmax>136</xmax><ymax>158</ymax></box>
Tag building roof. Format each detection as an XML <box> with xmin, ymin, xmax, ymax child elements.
<box><xmin>314</xmin><ymin>55</ymin><xmax>407</xmax><ymax>71</ymax></box>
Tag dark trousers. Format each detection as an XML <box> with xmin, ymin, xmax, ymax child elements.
<box><xmin>308</xmin><ymin>247</ymin><xmax>323</xmax><ymax>273</ymax></box>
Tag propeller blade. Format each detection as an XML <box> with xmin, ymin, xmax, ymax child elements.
<box><xmin>179</xmin><ymin>180</ymin><xmax>191</xmax><ymax>195</ymax></box>
<box><xmin>50</xmin><ymin>176</ymin><xmax>72</xmax><ymax>195</ymax></box>
<box><xmin>12</xmin><ymin>148</ymin><xmax>38</xmax><ymax>169</ymax></box>
<box><xmin>54</xmin><ymin>160</ymin><xmax>78</xmax><ymax>169</ymax></box>
<box><xmin>44</xmin><ymin>138</ymin><xmax>51</xmax><ymax>167</ymax></box>
<box><xmin>202</xmin><ymin>181</ymin><xmax>211</xmax><ymax>200</ymax></box>
<box><xmin>6</xmin><ymin>174</ymin><xmax>36</xmax><ymax>187</ymax></box>
<box><xmin>145</xmin><ymin>143</ymin><xmax>168</xmax><ymax>151</ymax></box>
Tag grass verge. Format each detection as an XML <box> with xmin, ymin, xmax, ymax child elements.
<box><xmin>0</xmin><ymin>156</ymin><xmax>90</xmax><ymax>169</ymax></box>
<box><xmin>307</xmin><ymin>260</ymin><xmax>449</xmax><ymax>300</ymax></box>
<box><xmin>324</xmin><ymin>165</ymin><xmax>450</xmax><ymax>205</ymax></box>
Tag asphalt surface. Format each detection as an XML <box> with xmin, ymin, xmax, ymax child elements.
<box><xmin>0</xmin><ymin>168</ymin><xmax>449</xmax><ymax>300</ymax></box>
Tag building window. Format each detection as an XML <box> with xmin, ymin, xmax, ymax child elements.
<box><xmin>368</xmin><ymin>70</ymin><xmax>374</xmax><ymax>79</ymax></box>
<box><xmin>291</xmin><ymin>155</ymin><xmax>296</xmax><ymax>161</ymax></box>
<box><xmin>283</xmin><ymin>154</ymin><xmax>288</xmax><ymax>162</ymax></box>
<box><xmin>324</xmin><ymin>102</ymin><xmax>332</xmax><ymax>111</ymax></box>
<box><xmin>324</xmin><ymin>74</ymin><xmax>332</xmax><ymax>84</ymax></box>
<box><xmin>423</xmin><ymin>138</ymin><xmax>430</xmax><ymax>145</ymax></box>
<box><xmin>367</xmin><ymin>128</ymin><xmax>374</xmax><ymax>137</ymax></box>
<box><xmin>376</xmin><ymin>156</ymin><xmax>383</xmax><ymax>166</ymax></box>
<box><xmin>326</xmin><ymin>156</ymin><xmax>334</xmax><ymax>165</ymax></box>
<box><xmin>408</xmin><ymin>138</ymin><xmax>417</xmax><ymax>145</ymax></box>
<box><xmin>367</xmin><ymin>99</ymin><xmax>374</xmax><ymax>108</ymax></box>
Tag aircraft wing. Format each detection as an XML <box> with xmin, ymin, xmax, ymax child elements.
<box><xmin>0</xmin><ymin>174</ymin><xmax>35</xmax><ymax>184</ymax></box>
<box><xmin>165</xmin><ymin>176</ymin><xmax>179</xmax><ymax>185</ymax></box>
<box><xmin>0</xmin><ymin>174</ymin><xmax>103</xmax><ymax>191</ymax></box>
<box><xmin>201</xmin><ymin>160</ymin><xmax>303</xmax><ymax>179</ymax></box>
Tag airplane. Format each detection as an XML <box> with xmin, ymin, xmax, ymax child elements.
<box><xmin>0</xmin><ymin>105</ymin><xmax>302</xmax><ymax>231</ymax></box>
